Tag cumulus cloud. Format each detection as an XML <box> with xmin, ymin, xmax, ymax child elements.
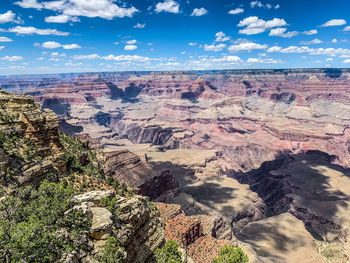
<box><xmin>302</xmin><ymin>29</ymin><xmax>318</xmax><ymax>35</ymax></box>
<box><xmin>228</xmin><ymin>42</ymin><xmax>268</xmax><ymax>52</ymax></box>
<box><xmin>203</xmin><ymin>43</ymin><xmax>226</xmax><ymax>52</ymax></box>
<box><xmin>212</xmin><ymin>55</ymin><xmax>241</xmax><ymax>62</ymax></box>
<box><xmin>15</xmin><ymin>0</ymin><xmax>138</xmax><ymax>20</ymax></box>
<box><xmin>41</xmin><ymin>41</ymin><xmax>81</xmax><ymax>49</ymax></box>
<box><xmin>269</xmin><ymin>27</ymin><xmax>298</xmax><ymax>38</ymax></box>
<box><xmin>72</xmin><ymin>54</ymin><xmax>100</xmax><ymax>60</ymax></box>
<box><xmin>0</xmin><ymin>46</ymin><xmax>4</xmax><ymax>50</ymax></box>
<box><xmin>332</xmin><ymin>38</ymin><xmax>338</xmax><ymax>43</ymax></box>
<box><xmin>215</xmin><ymin>32</ymin><xmax>230</xmax><ymax>42</ymax></box>
<box><xmin>8</xmin><ymin>26</ymin><xmax>69</xmax><ymax>36</ymax></box>
<box><xmin>0</xmin><ymin>37</ymin><xmax>12</xmax><ymax>42</ymax></box>
<box><xmin>250</xmin><ymin>1</ymin><xmax>263</xmax><ymax>8</ymax></box>
<box><xmin>133</xmin><ymin>23</ymin><xmax>145</xmax><ymax>28</ymax></box>
<box><xmin>126</xmin><ymin>39</ymin><xmax>137</xmax><ymax>45</ymax></box>
<box><xmin>321</xmin><ymin>19</ymin><xmax>346</xmax><ymax>27</ymax></box>
<box><xmin>247</xmin><ymin>57</ymin><xmax>283</xmax><ymax>63</ymax></box>
<box><xmin>343</xmin><ymin>59</ymin><xmax>350</xmax><ymax>63</ymax></box>
<box><xmin>102</xmin><ymin>54</ymin><xmax>151</xmax><ymax>62</ymax></box>
<box><xmin>189</xmin><ymin>42</ymin><xmax>197</xmax><ymax>46</ymax></box>
<box><xmin>0</xmin><ymin>11</ymin><xmax>22</xmax><ymax>24</ymax></box>
<box><xmin>238</xmin><ymin>16</ymin><xmax>287</xmax><ymax>35</ymax></box>
<box><xmin>191</xmin><ymin>7</ymin><xmax>207</xmax><ymax>16</ymax></box>
<box><xmin>267</xmin><ymin>46</ymin><xmax>282</xmax><ymax>53</ymax></box>
<box><xmin>299</xmin><ymin>38</ymin><xmax>323</xmax><ymax>45</ymax></box>
<box><xmin>155</xmin><ymin>0</ymin><xmax>180</xmax><ymax>14</ymax></box>
<box><xmin>266</xmin><ymin>45</ymin><xmax>350</xmax><ymax>57</ymax></box>
<box><xmin>344</xmin><ymin>26</ymin><xmax>350</xmax><ymax>31</ymax></box>
<box><xmin>1</xmin><ymin>55</ymin><xmax>23</xmax><ymax>61</ymax></box>
<box><xmin>228</xmin><ymin>8</ymin><xmax>244</xmax><ymax>15</ymax></box>
<box><xmin>124</xmin><ymin>44</ymin><xmax>138</xmax><ymax>50</ymax></box>
<box><xmin>45</xmin><ymin>14</ymin><xmax>79</xmax><ymax>23</ymax></box>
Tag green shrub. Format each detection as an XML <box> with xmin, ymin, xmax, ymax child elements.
<box><xmin>155</xmin><ymin>240</ymin><xmax>182</xmax><ymax>263</ymax></box>
<box><xmin>96</xmin><ymin>236</ymin><xmax>124</xmax><ymax>263</ymax></box>
<box><xmin>0</xmin><ymin>181</ymin><xmax>90</xmax><ymax>263</ymax></box>
<box><xmin>212</xmin><ymin>245</ymin><xmax>248</xmax><ymax>263</ymax></box>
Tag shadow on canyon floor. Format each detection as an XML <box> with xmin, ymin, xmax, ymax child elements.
<box><xmin>227</xmin><ymin>150</ymin><xmax>350</xmax><ymax>241</ymax></box>
<box><xmin>151</xmin><ymin>150</ymin><xmax>350</xmax><ymax>244</ymax></box>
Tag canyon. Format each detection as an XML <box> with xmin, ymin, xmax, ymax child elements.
<box><xmin>2</xmin><ymin>68</ymin><xmax>350</xmax><ymax>262</ymax></box>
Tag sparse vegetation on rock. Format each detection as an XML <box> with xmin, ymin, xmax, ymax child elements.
<box><xmin>212</xmin><ymin>245</ymin><xmax>248</xmax><ymax>263</ymax></box>
<box><xmin>155</xmin><ymin>240</ymin><xmax>183</xmax><ymax>263</ymax></box>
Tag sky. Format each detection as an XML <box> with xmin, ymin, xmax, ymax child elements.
<box><xmin>0</xmin><ymin>0</ymin><xmax>349</xmax><ymax>75</ymax></box>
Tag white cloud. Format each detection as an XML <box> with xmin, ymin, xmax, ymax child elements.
<box><xmin>238</xmin><ymin>16</ymin><xmax>287</xmax><ymax>35</ymax></box>
<box><xmin>133</xmin><ymin>23</ymin><xmax>145</xmax><ymax>28</ymax></box>
<box><xmin>275</xmin><ymin>4</ymin><xmax>280</xmax><ymax>9</ymax></box>
<box><xmin>299</xmin><ymin>38</ymin><xmax>323</xmax><ymax>45</ymax></box>
<box><xmin>250</xmin><ymin>1</ymin><xmax>263</xmax><ymax>8</ymax></box>
<box><xmin>45</xmin><ymin>14</ymin><xmax>79</xmax><ymax>23</ymax></box>
<box><xmin>228</xmin><ymin>8</ymin><xmax>244</xmax><ymax>15</ymax></box>
<box><xmin>189</xmin><ymin>42</ymin><xmax>197</xmax><ymax>46</ymax></box>
<box><xmin>269</xmin><ymin>27</ymin><xmax>298</xmax><ymax>38</ymax></box>
<box><xmin>302</xmin><ymin>29</ymin><xmax>318</xmax><ymax>35</ymax></box>
<box><xmin>14</xmin><ymin>0</ymin><xmax>42</xmax><ymax>9</ymax></box>
<box><xmin>8</xmin><ymin>26</ymin><xmax>69</xmax><ymax>36</ymax></box>
<box><xmin>267</xmin><ymin>46</ymin><xmax>282</xmax><ymax>52</ymax></box>
<box><xmin>51</xmin><ymin>52</ymin><xmax>66</xmax><ymax>57</ymax></box>
<box><xmin>203</xmin><ymin>43</ymin><xmax>226</xmax><ymax>52</ymax></box>
<box><xmin>15</xmin><ymin>0</ymin><xmax>138</xmax><ymax>20</ymax></box>
<box><xmin>343</xmin><ymin>59</ymin><xmax>350</xmax><ymax>63</ymax></box>
<box><xmin>124</xmin><ymin>44</ymin><xmax>138</xmax><ymax>50</ymax></box>
<box><xmin>1</xmin><ymin>55</ymin><xmax>23</xmax><ymax>61</ymax></box>
<box><xmin>191</xmin><ymin>7</ymin><xmax>207</xmax><ymax>16</ymax></box>
<box><xmin>344</xmin><ymin>26</ymin><xmax>350</xmax><ymax>31</ymax></box>
<box><xmin>212</xmin><ymin>55</ymin><xmax>241</xmax><ymax>62</ymax></box>
<box><xmin>0</xmin><ymin>11</ymin><xmax>21</xmax><ymax>24</ymax></box>
<box><xmin>72</xmin><ymin>54</ymin><xmax>100</xmax><ymax>60</ymax></box>
<box><xmin>63</xmin><ymin>43</ymin><xmax>81</xmax><ymax>49</ymax></box>
<box><xmin>41</xmin><ymin>41</ymin><xmax>81</xmax><ymax>49</ymax></box>
<box><xmin>228</xmin><ymin>42</ymin><xmax>268</xmax><ymax>52</ymax></box>
<box><xmin>321</xmin><ymin>19</ymin><xmax>346</xmax><ymax>27</ymax></box>
<box><xmin>64</xmin><ymin>62</ymin><xmax>82</xmax><ymax>66</ymax></box>
<box><xmin>155</xmin><ymin>0</ymin><xmax>180</xmax><ymax>14</ymax></box>
<box><xmin>126</xmin><ymin>39</ymin><xmax>137</xmax><ymax>44</ymax></box>
<box><xmin>266</xmin><ymin>45</ymin><xmax>350</xmax><ymax>57</ymax></box>
<box><xmin>266</xmin><ymin>3</ymin><xmax>272</xmax><ymax>9</ymax></box>
<box><xmin>332</xmin><ymin>38</ymin><xmax>338</xmax><ymax>43</ymax></box>
<box><xmin>102</xmin><ymin>55</ymin><xmax>151</xmax><ymax>62</ymax></box>
<box><xmin>247</xmin><ymin>57</ymin><xmax>283</xmax><ymax>63</ymax></box>
<box><xmin>0</xmin><ymin>37</ymin><xmax>12</xmax><ymax>42</ymax></box>
<box><xmin>215</xmin><ymin>31</ymin><xmax>230</xmax><ymax>42</ymax></box>
<box><xmin>0</xmin><ymin>46</ymin><xmax>4</xmax><ymax>50</ymax></box>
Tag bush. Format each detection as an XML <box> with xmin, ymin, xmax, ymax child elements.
<box><xmin>0</xmin><ymin>181</ymin><xmax>90</xmax><ymax>263</ymax></box>
<box><xmin>155</xmin><ymin>240</ymin><xmax>182</xmax><ymax>263</ymax></box>
<box><xmin>212</xmin><ymin>245</ymin><xmax>248</xmax><ymax>263</ymax></box>
<box><xmin>96</xmin><ymin>236</ymin><xmax>124</xmax><ymax>263</ymax></box>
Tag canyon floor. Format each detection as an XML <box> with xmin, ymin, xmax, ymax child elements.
<box><xmin>3</xmin><ymin>69</ymin><xmax>350</xmax><ymax>262</ymax></box>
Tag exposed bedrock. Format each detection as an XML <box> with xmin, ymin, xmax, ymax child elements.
<box><xmin>98</xmin><ymin>150</ymin><xmax>178</xmax><ymax>199</ymax></box>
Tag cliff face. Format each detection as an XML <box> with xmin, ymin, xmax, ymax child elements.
<box><xmin>0</xmin><ymin>91</ymin><xmax>66</xmax><ymax>187</ymax></box>
<box><xmin>68</xmin><ymin>190</ymin><xmax>165</xmax><ymax>263</ymax></box>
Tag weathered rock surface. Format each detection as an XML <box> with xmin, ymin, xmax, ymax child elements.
<box><xmin>68</xmin><ymin>190</ymin><xmax>165</xmax><ymax>263</ymax></box>
<box><xmin>0</xmin><ymin>91</ymin><xmax>66</xmax><ymax>187</ymax></box>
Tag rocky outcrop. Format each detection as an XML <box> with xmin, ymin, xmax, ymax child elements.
<box><xmin>98</xmin><ymin>150</ymin><xmax>178</xmax><ymax>200</ymax></box>
<box><xmin>0</xmin><ymin>91</ymin><xmax>66</xmax><ymax>187</ymax></box>
<box><xmin>68</xmin><ymin>190</ymin><xmax>165</xmax><ymax>263</ymax></box>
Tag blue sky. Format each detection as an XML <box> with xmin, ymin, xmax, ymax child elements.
<box><xmin>0</xmin><ymin>0</ymin><xmax>349</xmax><ymax>75</ymax></box>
